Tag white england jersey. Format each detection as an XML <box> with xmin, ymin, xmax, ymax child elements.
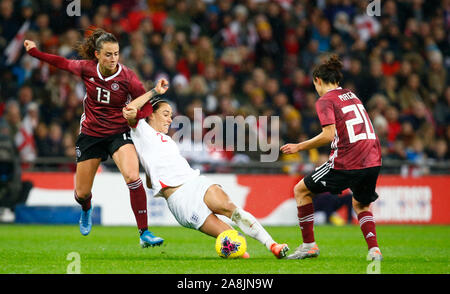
<box><xmin>130</xmin><ymin>120</ymin><xmax>200</xmax><ymax>196</ymax></box>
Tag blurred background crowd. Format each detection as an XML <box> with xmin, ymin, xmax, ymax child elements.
<box><xmin>0</xmin><ymin>0</ymin><xmax>449</xmax><ymax>174</ymax></box>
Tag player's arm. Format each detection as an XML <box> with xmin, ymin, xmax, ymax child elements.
<box><xmin>128</xmin><ymin>79</ymin><xmax>169</xmax><ymax>110</ymax></box>
<box><xmin>280</xmin><ymin>124</ymin><xmax>335</xmax><ymax>154</ymax></box>
<box><xmin>24</xmin><ymin>40</ymin><xmax>82</xmax><ymax>75</ymax></box>
<box><xmin>123</xmin><ymin>105</ymin><xmax>138</xmax><ymax>127</ymax></box>
<box><xmin>123</xmin><ymin>78</ymin><xmax>169</xmax><ymax>126</ymax></box>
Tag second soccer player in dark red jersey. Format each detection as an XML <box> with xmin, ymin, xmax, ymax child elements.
<box><xmin>280</xmin><ymin>55</ymin><xmax>383</xmax><ymax>261</ymax></box>
<box><xmin>24</xmin><ymin>29</ymin><xmax>169</xmax><ymax>247</ymax></box>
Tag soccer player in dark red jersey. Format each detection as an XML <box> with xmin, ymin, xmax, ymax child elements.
<box><xmin>281</xmin><ymin>55</ymin><xmax>383</xmax><ymax>261</ymax></box>
<box><xmin>24</xmin><ymin>29</ymin><xmax>169</xmax><ymax>247</ymax></box>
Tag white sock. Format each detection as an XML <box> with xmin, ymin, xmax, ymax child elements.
<box><xmin>303</xmin><ymin>242</ymin><xmax>316</xmax><ymax>248</ymax></box>
<box><xmin>231</xmin><ymin>207</ymin><xmax>275</xmax><ymax>251</ymax></box>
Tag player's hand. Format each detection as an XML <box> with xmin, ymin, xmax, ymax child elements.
<box><xmin>154</xmin><ymin>78</ymin><xmax>169</xmax><ymax>95</ymax></box>
<box><xmin>24</xmin><ymin>40</ymin><xmax>36</xmax><ymax>51</ymax></box>
<box><xmin>123</xmin><ymin>105</ymin><xmax>138</xmax><ymax>120</ymax></box>
<box><xmin>280</xmin><ymin>143</ymin><xmax>301</xmax><ymax>154</ymax></box>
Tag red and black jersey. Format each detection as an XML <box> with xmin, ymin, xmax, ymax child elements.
<box><xmin>28</xmin><ymin>48</ymin><xmax>147</xmax><ymax>137</ymax></box>
<box><xmin>315</xmin><ymin>87</ymin><xmax>382</xmax><ymax>170</ymax></box>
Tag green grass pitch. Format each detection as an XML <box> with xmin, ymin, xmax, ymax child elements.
<box><xmin>0</xmin><ymin>224</ymin><xmax>448</xmax><ymax>274</ymax></box>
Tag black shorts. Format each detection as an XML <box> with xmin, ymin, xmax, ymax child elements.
<box><xmin>75</xmin><ymin>131</ymin><xmax>133</xmax><ymax>163</ymax></box>
<box><xmin>304</xmin><ymin>164</ymin><xmax>381</xmax><ymax>205</ymax></box>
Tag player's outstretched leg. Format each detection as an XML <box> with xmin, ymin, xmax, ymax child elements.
<box><xmin>200</xmin><ymin>213</ymin><xmax>251</xmax><ymax>258</ymax></box>
<box><xmin>231</xmin><ymin>207</ymin><xmax>289</xmax><ymax>259</ymax></box>
<box><xmin>204</xmin><ymin>185</ymin><xmax>288</xmax><ymax>258</ymax></box>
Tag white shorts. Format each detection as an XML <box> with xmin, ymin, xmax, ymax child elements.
<box><xmin>166</xmin><ymin>175</ymin><xmax>216</xmax><ymax>230</ymax></box>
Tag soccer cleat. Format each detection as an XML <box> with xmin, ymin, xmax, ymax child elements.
<box><xmin>286</xmin><ymin>243</ymin><xmax>320</xmax><ymax>260</ymax></box>
<box><xmin>79</xmin><ymin>207</ymin><xmax>93</xmax><ymax>236</ymax></box>
<box><xmin>241</xmin><ymin>252</ymin><xmax>250</xmax><ymax>259</ymax></box>
<box><xmin>270</xmin><ymin>243</ymin><xmax>289</xmax><ymax>259</ymax></box>
<box><xmin>368</xmin><ymin>247</ymin><xmax>383</xmax><ymax>261</ymax></box>
<box><xmin>140</xmin><ymin>230</ymin><xmax>164</xmax><ymax>248</ymax></box>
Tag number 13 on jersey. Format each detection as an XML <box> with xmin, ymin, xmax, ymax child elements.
<box><xmin>96</xmin><ymin>87</ymin><xmax>110</xmax><ymax>104</ymax></box>
<box><xmin>342</xmin><ymin>104</ymin><xmax>376</xmax><ymax>143</ymax></box>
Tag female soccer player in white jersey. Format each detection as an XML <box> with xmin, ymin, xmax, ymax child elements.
<box><xmin>122</xmin><ymin>98</ymin><xmax>289</xmax><ymax>259</ymax></box>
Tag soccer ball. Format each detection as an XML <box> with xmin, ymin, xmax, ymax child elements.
<box><xmin>215</xmin><ymin>229</ymin><xmax>247</xmax><ymax>259</ymax></box>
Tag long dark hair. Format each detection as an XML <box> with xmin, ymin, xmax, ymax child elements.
<box><xmin>152</xmin><ymin>99</ymin><xmax>170</xmax><ymax>112</ymax></box>
<box><xmin>75</xmin><ymin>28</ymin><xmax>118</xmax><ymax>60</ymax></box>
<box><xmin>312</xmin><ymin>54</ymin><xmax>343</xmax><ymax>85</ymax></box>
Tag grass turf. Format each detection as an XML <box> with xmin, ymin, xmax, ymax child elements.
<box><xmin>0</xmin><ymin>224</ymin><xmax>448</xmax><ymax>274</ymax></box>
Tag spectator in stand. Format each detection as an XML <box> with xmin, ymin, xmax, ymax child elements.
<box><xmin>46</xmin><ymin>121</ymin><xmax>65</xmax><ymax>157</ymax></box>
<box><xmin>286</xmin><ymin>68</ymin><xmax>310</xmax><ymax>110</ymax></box>
<box><xmin>176</xmin><ymin>48</ymin><xmax>205</xmax><ymax>81</ymax></box>
<box><xmin>15</xmin><ymin>101</ymin><xmax>38</xmax><ymax>164</ymax></box>
<box><xmin>254</xmin><ymin>20</ymin><xmax>283</xmax><ymax>73</ymax></box>
<box><xmin>4</xmin><ymin>100</ymin><xmax>21</xmax><ymax>143</ymax></box>
<box><xmin>427</xmin><ymin>138</ymin><xmax>449</xmax><ymax>161</ymax></box>
<box><xmin>398</xmin><ymin>73</ymin><xmax>428</xmax><ymax>112</ymax></box>
<box><xmin>385</xmin><ymin>106</ymin><xmax>402</xmax><ymax>144</ymax></box>
<box><xmin>34</xmin><ymin>121</ymin><xmax>50</xmax><ymax>157</ymax></box>
<box><xmin>433</xmin><ymin>86</ymin><xmax>450</xmax><ymax>133</ymax></box>
<box><xmin>17</xmin><ymin>85</ymin><xmax>34</xmax><ymax>117</ymax></box>
<box><xmin>381</xmin><ymin>50</ymin><xmax>401</xmax><ymax>76</ymax></box>
<box><xmin>380</xmin><ymin>75</ymin><xmax>400</xmax><ymax>109</ymax></box>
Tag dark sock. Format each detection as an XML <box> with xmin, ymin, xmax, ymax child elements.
<box><xmin>358</xmin><ymin>211</ymin><xmax>379</xmax><ymax>250</ymax></box>
<box><xmin>297</xmin><ymin>203</ymin><xmax>315</xmax><ymax>243</ymax></box>
<box><xmin>127</xmin><ymin>178</ymin><xmax>148</xmax><ymax>234</ymax></box>
<box><xmin>74</xmin><ymin>191</ymin><xmax>92</xmax><ymax>212</ymax></box>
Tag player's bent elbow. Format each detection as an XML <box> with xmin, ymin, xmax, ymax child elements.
<box><xmin>321</xmin><ymin>125</ymin><xmax>336</xmax><ymax>143</ymax></box>
<box><xmin>325</xmin><ymin>134</ymin><xmax>334</xmax><ymax>144</ymax></box>
<box><xmin>319</xmin><ymin>131</ymin><xmax>334</xmax><ymax>145</ymax></box>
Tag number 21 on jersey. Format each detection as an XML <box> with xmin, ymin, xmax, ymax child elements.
<box><xmin>341</xmin><ymin>104</ymin><xmax>376</xmax><ymax>143</ymax></box>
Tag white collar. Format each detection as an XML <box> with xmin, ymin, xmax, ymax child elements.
<box><xmin>97</xmin><ymin>63</ymin><xmax>122</xmax><ymax>81</ymax></box>
<box><xmin>326</xmin><ymin>86</ymin><xmax>342</xmax><ymax>93</ymax></box>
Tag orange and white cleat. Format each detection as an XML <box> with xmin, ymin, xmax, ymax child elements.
<box><xmin>270</xmin><ymin>243</ymin><xmax>290</xmax><ymax>259</ymax></box>
<box><xmin>286</xmin><ymin>243</ymin><xmax>320</xmax><ymax>260</ymax></box>
<box><xmin>368</xmin><ymin>247</ymin><xmax>383</xmax><ymax>261</ymax></box>
<box><xmin>241</xmin><ymin>252</ymin><xmax>250</xmax><ymax>259</ymax></box>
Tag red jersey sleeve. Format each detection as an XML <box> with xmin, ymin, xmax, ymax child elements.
<box><xmin>27</xmin><ymin>48</ymin><xmax>84</xmax><ymax>76</ymax></box>
<box><xmin>128</xmin><ymin>102</ymin><xmax>153</xmax><ymax>128</ymax></box>
<box><xmin>137</xmin><ymin>102</ymin><xmax>153</xmax><ymax>119</ymax></box>
<box><xmin>128</xmin><ymin>70</ymin><xmax>147</xmax><ymax>99</ymax></box>
<box><xmin>315</xmin><ymin>98</ymin><xmax>336</xmax><ymax>127</ymax></box>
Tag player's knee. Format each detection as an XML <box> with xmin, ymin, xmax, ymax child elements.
<box><xmin>75</xmin><ymin>188</ymin><xmax>91</xmax><ymax>199</ymax></box>
<box><xmin>352</xmin><ymin>198</ymin><xmax>369</xmax><ymax>214</ymax></box>
<box><xmin>220</xmin><ymin>201</ymin><xmax>236</xmax><ymax>218</ymax></box>
<box><xmin>124</xmin><ymin>172</ymin><xmax>140</xmax><ymax>185</ymax></box>
<box><xmin>293</xmin><ymin>181</ymin><xmax>310</xmax><ymax>200</ymax></box>
<box><xmin>208</xmin><ymin>185</ymin><xmax>236</xmax><ymax>217</ymax></box>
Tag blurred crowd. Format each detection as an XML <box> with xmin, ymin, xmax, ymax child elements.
<box><xmin>0</xmin><ymin>0</ymin><xmax>449</xmax><ymax>173</ymax></box>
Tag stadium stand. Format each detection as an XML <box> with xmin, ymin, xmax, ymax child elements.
<box><xmin>0</xmin><ymin>0</ymin><xmax>448</xmax><ymax>175</ymax></box>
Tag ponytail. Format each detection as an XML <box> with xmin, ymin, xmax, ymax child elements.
<box><xmin>75</xmin><ymin>28</ymin><xmax>118</xmax><ymax>60</ymax></box>
<box><xmin>312</xmin><ymin>54</ymin><xmax>343</xmax><ymax>85</ymax></box>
